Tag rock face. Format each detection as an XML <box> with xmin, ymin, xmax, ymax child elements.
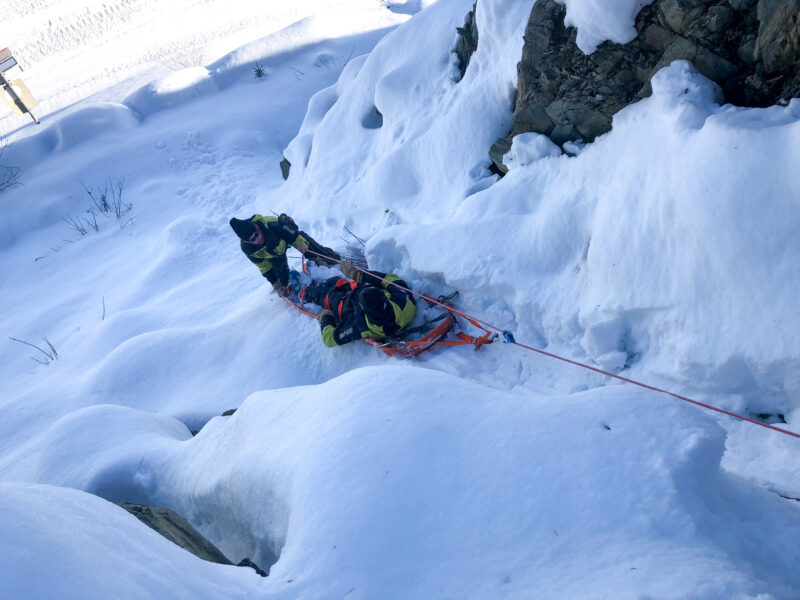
<box><xmin>280</xmin><ymin>156</ymin><xmax>291</xmax><ymax>180</ymax></box>
<box><xmin>455</xmin><ymin>2</ymin><xmax>479</xmax><ymax>81</ymax></box>
<box><xmin>484</xmin><ymin>0</ymin><xmax>800</xmax><ymax>172</ymax></box>
<box><xmin>118</xmin><ymin>503</ymin><xmax>269</xmax><ymax>577</ymax></box>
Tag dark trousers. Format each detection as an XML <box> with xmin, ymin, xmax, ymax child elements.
<box><xmin>301</xmin><ymin>277</ymin><xmax>355</xmax><ymax>317</ymax></box>
<box><xmin>273</xmin><ymin>256</ymin><xmax>290</xmax><ymax>286</ymax></box>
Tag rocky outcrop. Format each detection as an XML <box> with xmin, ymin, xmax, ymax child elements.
<box><xmin>280</xmin><ymin>156</ymin><xmax>291</xmax><ymax>180</ymax></box>
<box><xmin>118</xmin><ymin>503</ymin><xmax>269</xmax><ymax>576</ymax></box>
<box><xmin>489</xmin><ymin>0</ymin><xmax>800</xmax><ymax>172</ymax></box>
<box><xmin>455</xmin><ymin>2</ymin><xmax>479</xmax><ymax>81</ymax></box>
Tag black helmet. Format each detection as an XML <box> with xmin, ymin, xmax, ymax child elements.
<box><xmin>229</xmin><ymin>217</ymin><xmax>256</xmax><ymax>239</ymax></box>
<box><xmin>358</xmin><ymin>287</ymin><xmax>392</xmax><ymax>323</ymax></box>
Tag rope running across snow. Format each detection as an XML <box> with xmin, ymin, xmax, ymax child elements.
<box><xmin>298</xmin><ymin>247</ymin><xmax>800</xmax><ymax>440</ymax></box>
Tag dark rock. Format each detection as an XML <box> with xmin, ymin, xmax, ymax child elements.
<box><xmin>707</xmin><ymin>5</ymin><xmax>736</xmax><ymax>32</ymax></box>
<box><xmin>118</xmin><ymin>503</ymin><xmax>270</xmax><ymax>576</ymax></box>
<box><xmin>641</xmin><ymin>23</ymin><xmax>675</xmax><ymax>52</ymax></box>
<box><xmin>755</xmin><ymin>0</ymin><xmax>800</xmax><ymax>74</ymax></box>
<box><xmin>754</xmin><ymin>412</ymin><xmax>787</xmax><ymax>424</ymax></box>
<box><xmin>488</xmin><ymin>0</ymin><xmax>800</xmax><ymax>172</ymax></box>
<box><xmin>362</xmin><ymin>107</ymin><xmax>383</xmax><ymax>129</ymax></box>
<box><xmin>515</xmin><ymin>103</ymin><xmax>555</xmax><ymax>135</ymax></box>
<box><xmin>737</xmin><ymin>35</ymin><xmax>757</xmax><ymax>64</ymax></box>
<box><xmin>238</xmin><ymin>557</ymin><xmax>267</xmax><ymax>577</ymax></box>
<box><xmin>455</xmin><ymin>3</ymin><xmax>479</xmax><ymax>81</ymax></box>
<box><xmin>492</xmin><ymin>0</ymin><xmax>660</xmax><ymax>171</ymax></box>
<box><xmin>280</xmin><ymin>157</ymin><xmax>291</xmax><ymax>180</ymax></box>
<box><xmin>118</xmin><ymin>503</ymin><xmax>233</xmax><ymax>565</ymax></box>
<box><xmin>488</xmin><ymin>137</ymin><xmax>512</xmax><ymax>175</ymax></box>
<box><xmin>661</xmin><ymin>0</ymin><xmax>709</xmax><ymax>36</ymax></box>
<box><xmin>221</xmin><ymin>408</ymin><xmax>237</xmax><ymax>416</ymax></box>
<box><xmin>691</xmin><ymin>44</ymin><xmax>741</xmax><ymax>80</ymax></box>
<box><xmin>728</xmin><ymin>0</ymin><xmax>756</xmax><ymax>12</ymax></box>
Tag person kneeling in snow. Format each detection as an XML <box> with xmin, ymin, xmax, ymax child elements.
<box><xmin>229</xmin><ymin>213</ymin><xmax>340</xmax><ymax>296</ymax></box>
<box><xmin>299</xmin><ymin>260</ymin><xmax>416</xmax><ymax>347</ymax></box>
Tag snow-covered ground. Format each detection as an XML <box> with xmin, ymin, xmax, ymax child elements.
<box><xmin>2</xmin><ymin>0</ymin><xmax>799</xmax><ymax>598</ymax></box>
<box><xmin>0</xmin><ymin>0</ymin><xmax>394</xmax><ymax>136</ymax></box>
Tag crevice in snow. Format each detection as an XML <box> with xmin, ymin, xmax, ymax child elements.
<box><xmin>362</xmin><ymin>106</ymin><xmax>384</xmax><ymax>129</ymax></box>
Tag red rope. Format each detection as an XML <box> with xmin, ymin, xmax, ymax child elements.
<box><xmin>299</xmin><ymin>248</ymin><xmax>800</xmax><ymax>440</ymax></box>
<box><xmin>300</xmin><ymin>248</ymin><xmax>502</xmax><ymax>332</ymax></box>
<box><xmin>511</xmin><ymin>340</ymin><xmax>800</xmax><ymax>439</ymax></box>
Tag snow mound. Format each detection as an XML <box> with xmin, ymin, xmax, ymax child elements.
<box><xmin>504</xmin><ymin>132</ymin><xmax>562</xmax><ymax>169</ymax></box>
<box><xmin>0</xmin><ymin>482</ymin><xmax>259</xmax><ymax>600</ymax></box>
<box><xmin>124</xmin><ymin>67</ymin><xmax>218</xmax><ymax>118</ymax></box>
<box><xmin>4</xmin><ymin>103</ymin><xmax>139</xmax><ymax>170</ymax></box>
<box><xmin>558</xmin><ymin>0</ymin><xmax>655</xmax><ymax>54</ymax></box>
<box><xmin>27</xmin><ymin>366</ymin><xmax>800</xmax><ymax>598</ymax></box>
<box><xmin>282</xmin><ymin>0</ymin><xmax>524</xmax><ymax>232</ymax></box>
<box><xmin>36</xmin><ymin>404</ymin><xmax>191</xmax><ymax>502</ymax></box>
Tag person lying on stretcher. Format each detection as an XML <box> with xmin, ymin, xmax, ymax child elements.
<box><xmin>297</xmin><ymin>260</ymin><xmax>416</xmax><ymax>347</ymax></box>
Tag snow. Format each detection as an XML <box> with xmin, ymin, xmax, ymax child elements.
<box><xmin>0</xmin><ymin>482</ymin><xmax>259</xmax><ymax>599</ymax></box>
<box><xmin>0</xmin><ymin>0</ymin><xmax>387</xmax><ymax>135</ymax></box>
<box><xmin>9</xmin><ymin>369</ymin><xmax>800</xmax><ymax>598</ymax></box>
<box><xmin>2</xmin><ymin>0</ymin><xmax>800</xmax><ymax>598</ymax></box>
<box><xmin>504</xmin><ymin>132</ymin><xmax>563</xmax><ymax>169</ymax></box>
<box><xmin>558</xmin><ymin>0</ymin><xmax>655</xmax><ymax>54</ymax></box>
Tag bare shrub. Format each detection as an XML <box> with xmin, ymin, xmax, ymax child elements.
<box><xmin>81</xmin><ymin>177</ymin><xmax>131</xmax><ymax>222</ymax></box>
<box><xmin>0</xmin><ymin>138</ymin><xmax>21</xmax><ymax>194</ymax></box>
<box><xmin>9</xmin><ymin>336</ymin><xmax>59</xmax><ymax>366</ymax></box>
<box><xmin>63</xmin><ymin>177</ymin><xmax>132</xmax><ymax>238</ymax></box>
<box><xmin>63</xmin><ymin>215</ymin><xmax>89</xmax><ymax>236</ymax></box>
<box><xmin>164</xmin><ymin>39</ymin><xmax>207</xmax><ymax>70</ymax></box>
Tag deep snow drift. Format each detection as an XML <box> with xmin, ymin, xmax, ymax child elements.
<box><xmin>1</xmin><ymin>0</ymin><xmax>799</xmax><ymax>598</ymax></box>
<box><xmin>6</xmin><ymin>368</ymin><xmax>800</xmax><ymax>599</ymax></box>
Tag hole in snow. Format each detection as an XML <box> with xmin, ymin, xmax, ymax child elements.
<box><xmin>362</xmin><ymin>107</ymin><xmax>383</xmax><ymax>129</ymax></box>
<box><xmin>752</xmin><ymin>412</ymin><xmax>787</xmax><ymax>425</ymax></box>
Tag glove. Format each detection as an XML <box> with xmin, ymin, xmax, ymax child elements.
<box><xmin>309</xmin><ymin>253</ymin><xmax>335</xmax><ymax>268</ymax></box>
<box><xmin>278</xmin><ymin>213</ymin><xmax>298</xmax><ymax>235</ymax></box>
<box><xmin>318</xmin><ymin>309</ymin><xmax>335</xmax><ymax>323</ymax></box>
<box><xmin>340</xmin><ymin>259</ymin><xmax>362</xmax><ymax>283</ymax></box>
<box><xmin>272</xmin><ymin>281</ymin><xmax>288</xmax><ymax>297</ymax></box>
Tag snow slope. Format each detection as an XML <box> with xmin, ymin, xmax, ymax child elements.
<box><xmin>1</xmin><ymin>482</ymin><xmax>261</xmax><ymax>599</ymax></box>
<box><xmin>0</xmin><ymin>0</ymin><xmax>388</xmax><ymax>137</ymax></box>
<box><xmin>15</xmin><ymin>367</ymin><xmax>800</xmax><ymax>599</ymax></box>
<box><xmin>1</xmin><ymin>0</ymin><xmax>799</xmax><ymax>598</ymax></box>
<box><xmin>282</xmin><ymin>0</ymin><xmax>800</xmax><ymax>420</ymax></box>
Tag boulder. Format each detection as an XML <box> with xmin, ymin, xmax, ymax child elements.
<box><xmin>660</xmin><ymin>0</ymin><xmax>710</xmax><ymax>36</ymax></box>
<box><xmin>280</xmin><ymin>157</ymin><xmax>291</xmax><ymax>180</ymax></box>
<box><xmin>755</xmin><ymin>0</ymin><xmax>800</xmax><ymax>74</ymax></box>
<box><xmin>729</xmin><ymin>0</ymin><xmax>756</xmax><ymax>11</ymax></box>
<box><xmin>455</xmin><ymin>2</ymin><xmax>479</xmax><ymax>81</ymax></box>
<box><xmin>485</xmin><ymin>0</ymin><xmax>800</xmax><ymax>173</ymax></box>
